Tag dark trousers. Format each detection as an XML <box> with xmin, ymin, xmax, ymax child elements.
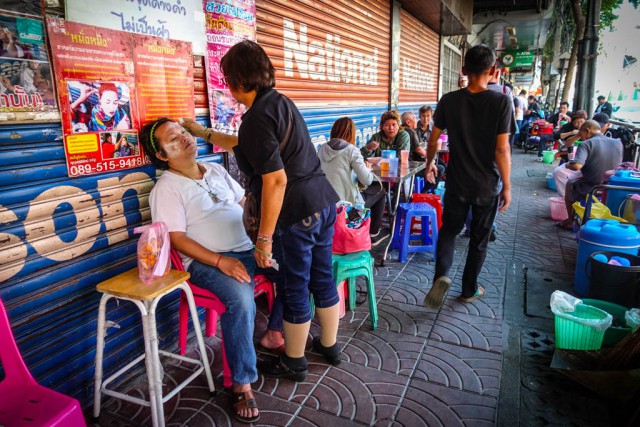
<box><xmin>362</xmin><ymin>182</ymin><xmax>386</xmax><ymax>234</ymax></box>
<box><xmin>435</xmin><ymin>191</ymin><xmax>499</xmax><ymax>298</ymax></box>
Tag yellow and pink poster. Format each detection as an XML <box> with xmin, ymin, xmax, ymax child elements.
<box><xmin>47</xmin><ymin>18</ymin><xmax>194</xmax><ymax>177</ymax></box>
<box><xmin>203</xmin><ymin>0</ymin><xmax>256</xmax><ymax>141</ymax></box>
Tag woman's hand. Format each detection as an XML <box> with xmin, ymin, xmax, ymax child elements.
<box><xmin>181</xmin><ymin>118</ymin><xmax>206</xmax><ymax>138</ymax></box>
<box><xmin>218</xmin><ymin>255</ymin><xmax>251</xmax><ymax>283</ymax></box>
<box><xmin>254</xmin><ymin>241</ymin><xmax>273</xmax><ymax>269</ymax></box>
<box><xmin>366</xmin><ymin>141</ymin><xmax>379</xmax><ymax>151</ymax></box>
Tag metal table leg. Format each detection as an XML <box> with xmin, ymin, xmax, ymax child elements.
<box><xmin>380</xmin><ymin>181</ymin><xmax>404</xmax><ymax>266</ymax></box>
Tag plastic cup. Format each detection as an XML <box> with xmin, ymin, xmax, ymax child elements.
<box><xmin>388</xmin><ymin>157</ymin><xmax>399</xmax><ymax>171</ymax></box>
<box><xmin>400</xmin><ymin>150</ymin><xmax>409</xmax><ymax>164</ymax></box>
<box><xmin>380</xmin><ymin>159</ymin><xmax>390</xmax><ymax>171</ymax></box>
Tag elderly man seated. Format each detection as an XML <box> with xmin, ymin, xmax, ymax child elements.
<box><xmin>557</xmin><ymin>119</ymin><xmax>623</xmax><ymax>231</ymax></box>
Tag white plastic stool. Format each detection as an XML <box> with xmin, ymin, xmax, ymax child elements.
<box><xmin>93</xmin><ymin>269</ymin><xmax>214</xmax><ymax>427</ymax></box>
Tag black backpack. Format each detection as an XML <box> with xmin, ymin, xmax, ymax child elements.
<box><xmin>607</xmin><ymin>127</ymin><xmax>637</xmax><ymax>162</ymax></box>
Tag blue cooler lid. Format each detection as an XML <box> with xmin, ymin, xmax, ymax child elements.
<box><xmin>578</xmin><ymin>219</ymin><xmax>640</xmax><ymax>247</ymax></box>
<box><xmin>608</xmin><ymin>170</ymin><xmax>640</xmax><ymax>186</ymax></box>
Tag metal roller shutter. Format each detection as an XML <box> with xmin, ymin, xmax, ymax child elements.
<box><xmin>398</xmin><ymin>8</ymin><xmax>440</xmax><ymax>107</ymax></box>
<box><xmin>256</xmin><ymin>0</ymin><xmax>391</xmax><ymax>106</ymax></box>
<box><xmin>0</xmin><ymin>119</ymin><xmax>222</xmax><ymax>403</ymax></box>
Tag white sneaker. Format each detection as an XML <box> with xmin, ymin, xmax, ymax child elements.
<box><xmin>536</xmin><ymin>157</ymin><xmax>543</xmax><ymax>162</ymax></box>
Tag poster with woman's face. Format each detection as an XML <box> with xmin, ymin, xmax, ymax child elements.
<box><xmin>67</xmin><ymin>80</ymin><xmax>132</xmax><ymax>134</ymax></box>
<box><xmin>0</xmin><ymin>12</ymin><xmax>57</xmax><ymax>116</ymax></box>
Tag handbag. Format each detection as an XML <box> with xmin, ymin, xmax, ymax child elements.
<box><xmin>332</xmin><ymin>204</ymin><xmax>371</xmax><ymax>254</ymax></box>
<box><xmin>242</xmin><ymin>103</ymin><xmax>293</xmax><ymax>243</ymax></box>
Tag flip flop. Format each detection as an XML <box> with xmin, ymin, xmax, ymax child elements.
<box><xmin>458</xmin><ymin>286</ymin><xmax>485</xmax><ymax>303</ymax></box>
<box><xmin>231</xmin><ymin>389</ymin><xmax>260</xmax><ymax>424</ymax></box>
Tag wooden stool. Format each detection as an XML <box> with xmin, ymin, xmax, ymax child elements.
<box><xmin>93</xmin><ymin>269</ymin><xmax>214</xmax><ymax>427</ymax></box>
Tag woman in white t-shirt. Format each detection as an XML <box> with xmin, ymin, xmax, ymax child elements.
<box><xmin>140</xmin><ymin>118</ymin><xmax>260</xmax><ymax>424</ymax></box>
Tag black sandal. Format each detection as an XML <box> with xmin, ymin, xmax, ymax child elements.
<box><xmin>555</xmin><ymin>219</ymin><xmax>574</xmax><ymax>231</ymax></box>
<box><xmin>231</xmin><ymin>389</ymin><xmax>260</xmax><ymax>424</ymax></box>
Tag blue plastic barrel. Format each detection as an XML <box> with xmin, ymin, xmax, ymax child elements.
<box><xmin>605</xmin><ymin>170</ymin><xmax>640</xmax><ymax>217</ymax></box>
<box><xmin>574</xmin><ymin>219</ymin><xmax>640</xmax><ymax>296</ymax></box>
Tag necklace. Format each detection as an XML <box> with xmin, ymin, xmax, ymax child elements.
<box><xmin>170</xmin><ymin>164</ymin><xmax>221</xmax><ymax>203</ymax></box>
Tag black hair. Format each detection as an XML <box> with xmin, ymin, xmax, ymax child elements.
<box><xmin>597</xmin><ymin>95</ymin><xmax>606</xmax><ymax>101</ymax></box>
<box><xmin>528</xmin><ymin>95</ymin><xmax>535</xmax><ymax>100</ymax></box>
<box><xmin>519</xmin><ymin>90</ymin><xmax>527</xmax><ymax>96</ymax></box>
<box><xmin>463</xmin><ymin>45</ymin><xmax>495</xmax><ymax>76</ymax></box>
<box><xmin>419</xmin><ymin>105</ymin><xmax>433</xmax><ymax>115</ymax></box>
<box><xmin>560</xmin><ymin>101</ymin><xmax>569</xmax><ymax>107</ymax></box>
<box><xmin>139</xmin><ymin>117</ymin><xmax>173</xmax><ymax>170</ymax></box>
<box><xmin>220</xmin><ymin>40</ymin><xmax>275</xmax><ymax>93</ymax></box>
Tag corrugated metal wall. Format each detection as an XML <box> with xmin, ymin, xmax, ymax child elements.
<box><xmin>256</xmin><ymin>0</ymin><xmax>391</xmax><ymax>105</ymax></box>
<box><xmin>0</xmin><ymin>117</ymin><xmax>221</xmax><ymax>403</ymax></box>
<box><xmin>398</xmin><ymin>8</ymin><xmax>440</xmax><ymax>106</ymax></box>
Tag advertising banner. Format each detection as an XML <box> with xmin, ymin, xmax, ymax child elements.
<box><xmin>0</xmin><ymin>12</ymin><xmax>58</xmax><ymax>121</ymax></box>
<box><xmin>502</xmin><ymin>50</ymin><xmax>535</xmax><ymax>68</ymax></box>
<box><xmin>65</xmin><ymin>0</ymin><xmax>206</xmax><ymax>55</ymax></box>
<box><xmin>47</xmin><ymin>18</ymin><xmax>194</xmax><ymax>177</ymax></box>
<box><xmin>203</xmin><ymin>0</ymin><xmax>255</xmax><ymax>142</ymax></box>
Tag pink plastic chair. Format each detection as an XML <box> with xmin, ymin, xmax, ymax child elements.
<box><xmin>170</xmin><ymin>250</ymin><xmax>275</xmax><ymax>388</ymax></box>
<box><xmin>0</xmin><ymin>298</ymin><xmax>86</xmax><ymax>426</ymax></box>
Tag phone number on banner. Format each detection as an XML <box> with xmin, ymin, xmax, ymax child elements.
<box><xmin>69</xmin><ymin>157</ymin><xmax>145</xmax><ymax>176</ymax></box>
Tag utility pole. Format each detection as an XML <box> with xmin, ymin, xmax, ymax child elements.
<box><xmin>574</xmin><ymin>0</ymin><xmax>601</xmax><ymax>115</ymax></box>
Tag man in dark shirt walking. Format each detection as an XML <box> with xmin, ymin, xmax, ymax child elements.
<box><xmin>424</xmin><ymin>45</ymin><xmax>512</xmax><ymax>308</ymax></box>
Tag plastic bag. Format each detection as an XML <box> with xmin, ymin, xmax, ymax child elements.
<box><xmin>572</xmin><ymin>196</ymin><xmax>626</xmax><ymax>222</ymax></box>
<box><xmin>625</xmin><ymin>308</ymin><xmax>640</xmax><ymax>331</ymax></box>
<box><xmin>134</xmin><ymin>222</ymin><xmax>171</xmax><ymax>284</ymax></box>
<box><xmin>332</xmin><ymin>204</ymin><xmax>371</xmax><ymax>254</ymax></box>
<box><xmin>550</xmin><ymin>290</ymin><xmax>613</xmax><ymax>333</ymax></box>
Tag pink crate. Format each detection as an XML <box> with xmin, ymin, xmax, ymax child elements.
<box><xmin>550</xmin><ymin>197</ymin><xmax>568</xmax><ymax>221</ymax></box>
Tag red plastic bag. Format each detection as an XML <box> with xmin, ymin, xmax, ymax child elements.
<box><xmin>332</xmin><ymin>205</ymin><xmax>371</xmax><ymax>254</ymax></box>
<box><xmin>133</xmin><ymin>222</ymin><xmax>171</xmax><ymax>284</ymax></box>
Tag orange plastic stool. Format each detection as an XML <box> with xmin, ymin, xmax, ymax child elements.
<box><xmin>410</xmin><ymin>193</ymin><xmax>443</xmax><ymax>234</ymax></box>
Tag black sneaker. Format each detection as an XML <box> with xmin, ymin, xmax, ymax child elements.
<box><xmin>312</xmin><ymin>337</ymin><xmax>342</xmax><ymax>366</ymax></box>
<box><xmin>258</xmin><ymin>355</ymin><xmax>308</xmax><ymax>381</ymax></box>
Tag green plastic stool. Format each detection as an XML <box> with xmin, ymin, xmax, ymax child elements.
<box><xmin>332</xmin><ymin>251</ymin><xmax>377</xmax><ymax>330</ymax></box>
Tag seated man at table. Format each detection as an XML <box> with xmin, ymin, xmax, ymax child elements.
<box><xmin>412</xmin><ymin>106</ymin><xmax>445</xmax><ymax>192</ymax></box>
<box><xmin>361</xmin><ymin>110</ymin><xmax>410</xmax><ymax>159</ymax></box>
<box><xmin>140</xmin><ymin>118</ymin><xmax>261</xmax><ymax>423</ymax></box>
<box><xmin>557</xmin><ymin>120</ymin><xmax>623</xmax><ymax>231</ymax></box>
<box><xmin>544</xmin><ymin>110</ymin><xmax>587</xmax><ymax>163</ymax></box>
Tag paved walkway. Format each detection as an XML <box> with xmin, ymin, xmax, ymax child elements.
<box><xmin>93</xmin><ymin>151</ymin><xmax>625</xmax><ymax>426</ymax></box>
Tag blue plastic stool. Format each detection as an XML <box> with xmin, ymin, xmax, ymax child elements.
<box><xmin>331</xmin><ymin>251</ymin><xmax>377</xmax><ymax>330</ymax></box>
<box><xmin>414</xmin><ymin>176</ymin><xmax>424</xmax><ymax>194</ymax></box>
<box><xmin>391</xmin><ymin>203</ymin><xmax>438</xmax><ymax>262</ymax></box>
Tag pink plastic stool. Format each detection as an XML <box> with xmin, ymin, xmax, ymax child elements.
<box><xmin>0</xmin><ymin>298</ymin><xmax>86</xmax><ymax>427</ymax></box>
<box><xmin>171</xmin><ymin>249</ymin><xmax>275</xmax><ymax>388</ymax></box>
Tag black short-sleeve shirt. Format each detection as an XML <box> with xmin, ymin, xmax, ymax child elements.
<box><xmin>234</xmin><ymin>88</ymin><xmax>338</xmax><ymax>226</ymax></box>
<box><xmin>433</xmin><ymin>88</ymin><xmax>513</xmax><ymax>198</ymax></box>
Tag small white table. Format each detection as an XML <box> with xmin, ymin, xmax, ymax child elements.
<box><xmin>93</xmin><ymin>269</ymin><xmax>215</xmax><ymax>427</ymax></box>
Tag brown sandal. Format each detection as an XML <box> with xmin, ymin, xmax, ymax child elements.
<box><xmin>231</xmin><ymin>389</ymin><xmax>260</xmax><ymax>424</ymax></box>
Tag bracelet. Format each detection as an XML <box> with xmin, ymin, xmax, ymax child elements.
<box><xmin>256</xmin><ymin>232</ymin><xmax>273</xmax><ymax>244</ymax></box>
<box><xmin>253</xmin><ymin>245</ymin><xmax>271</xmax><ymax>257</ymax></box>
<box><xmin>215</xmin><ymin>254</ymin><xmax>222</xmax><ymax>269</ymax></box>
<box><xmin>203</xmin><ymin>127</ymin><xmax>213</xmax><ymax>142</ymax></box>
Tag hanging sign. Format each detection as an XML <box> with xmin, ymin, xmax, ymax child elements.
<box><xmin>501</xmin><ymin>50</ymin><xmax>535</xmax><ymax>68</ymax></box>
<box><xmin>47</xmin><ymin>18</ymin><xmax>194</xmax><ymax>177</ymax></box>
<box><xmin>203</xmin><ymin>0</ymin><xmax>255</xmax><ymax>143</ymax></box>
<box><xmin>65</xmin><ymin>0</ymin><xmax>206</xmax><ymax>55</ymax></box>
<box><xmin>0</xmin><ymin>12</ymin><xmax>58</xmax><ymax>121</ymax></box>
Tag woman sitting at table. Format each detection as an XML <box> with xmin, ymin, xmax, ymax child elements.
<box><xmin>318</xmin><ymin>117</ymin><xmax>387</xmax><ymax>245</ymax></box>
<box><xmin>140</xmin><ymin>118</ymin><xmax>260</xmax><ymax>424</ymax></box>
<box><xmin>360</xmin><ymin>110</ymin><xmax>410</xmax><ymax>160</ymax></box>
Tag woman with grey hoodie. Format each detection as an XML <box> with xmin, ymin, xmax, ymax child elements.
<box><xmin>318</xmin><ymin>117</ymin><xmax>387</xmax><ymax>245</ymax></box>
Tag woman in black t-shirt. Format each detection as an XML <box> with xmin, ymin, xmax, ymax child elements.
<box><xmin>182</xmin><ymin>41</ymin><xmax>342</xmax><ymax>390</ymax></box>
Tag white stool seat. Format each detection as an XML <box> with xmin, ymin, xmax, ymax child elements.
<box><xmin>93</xmin><ymin>269</ymin><xmax>215</xmax><ymax>427</ymax></box>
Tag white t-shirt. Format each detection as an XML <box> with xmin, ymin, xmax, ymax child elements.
<box><xmin>149</xmin><ymin>162</ymin><xmax>253</xmax><ymax>270</ymax></box>
<box><xmin>514</xmin><ymin>96</ymin><xmax>526</xmax><ymax>121</ymax></box>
